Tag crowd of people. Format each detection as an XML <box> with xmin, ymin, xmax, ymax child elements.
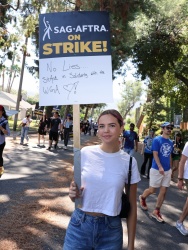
<box><xmin>0</xmin><ymin>105</ymin><xmax>188</xmax><ymax>249</ymax></box>
<box><xmin>80</xmin><ymin>119</ymin><xmax>98</xmax><ymax>136</ymax></box>
<box><xmin>19</xmin><ymin>112</ymin><xmax>99</xmax><ymax>151</ymax></box>
<box><xmin>137</xmin><ymin>122</ymin><xmax>188</xmax><ymax>236</ymax></box>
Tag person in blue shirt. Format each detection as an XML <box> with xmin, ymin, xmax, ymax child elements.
<box><xmin>139</xmin><ymin>122</ymin><xmax>173</xmax><ymax>223</ymax></box>
<box><xmin>140</xmin><ymin>129</ymin><xmax>155</xmax><ymax>178</ymax></box>
<box><xmin>122</xmin><ymin>123</ymin><xmax>138</xmax><ymax>156</ymax></box>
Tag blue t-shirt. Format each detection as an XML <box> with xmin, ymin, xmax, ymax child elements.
<box><xmin>151</xmin><ymin>136</ymin><xmax>173</xmax><ymax>171</ymax></box>
<box><xmin>123</xmin><ymin>130</ymin><xmax>138</xmax><ymax>150</ymax></box>
<box><xmin>144</xmin><ymin>136</ymin><xmax>153</xmax><ymax>154</ymax></box>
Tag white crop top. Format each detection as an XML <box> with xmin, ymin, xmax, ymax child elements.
<box><xmin>80</xmin><ymin>145</ymin><xmax>141</xmax><ymax>216</ymax></box>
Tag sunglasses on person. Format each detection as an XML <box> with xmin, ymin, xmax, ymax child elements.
<box><xmin>165</xmin><ymin>126</ymin><xmax>173</xmax><ymax>130</ymax></box>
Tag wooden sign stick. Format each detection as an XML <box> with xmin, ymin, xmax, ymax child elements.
<box><xmin>73</xmin><ymin>104</ymin><xmax>82</xmax><ymax>208</ymax></box>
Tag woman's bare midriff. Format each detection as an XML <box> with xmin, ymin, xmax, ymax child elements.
<box><xmin>84</xmin><ymin>211</ymin><xmax>106</xmax><ymax>217</ymax></box>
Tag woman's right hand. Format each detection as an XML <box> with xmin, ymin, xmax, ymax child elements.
<box><xmin>69</xmin><ymin>181</ymin><xmax>84</xmax><ymax>201</ymax></box>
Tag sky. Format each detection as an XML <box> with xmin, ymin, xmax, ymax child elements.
<box><xmin>106</xmin><ymin>61</ymin><xmax>147</xmax><ymax>110</ymax></box>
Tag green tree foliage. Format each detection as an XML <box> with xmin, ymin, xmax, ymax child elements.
<box><xmin>80</xmin><ymin>103</ymin><xmax>106</xmax><ymax>120</ymax></box>
<box><xmin>0</xmin><ymin>1</ymin><xmax>20</xmax><ymax>60</ymax></box>
<box><xmin>27</xmin><ymin>93</ymin><xmax>39</xmax><ymax>104</ymax></box>
<box><xmin>79</xmin><ymin>0</ymin><xmax>155</xmax><ymax>76</ymax></box>
<box><xmin>14</xmin><ymin>0</ymin><xmax>154</xmax><ymax>77</ymax></box>
<box><xmin>0</xmin><ymin>0</ymin><xmax>21</xmax><ymax>85</ymax></box>
<box><xmin>118</xmin><ymin>80</ymin><xmax>142</xmax><ymax>120</ymax></box>
<box><xmin>128</xmin><ymin>0</ymin><xmax>188</xmax><ymax>122</ymax></box>
<box><xmin>131</xmin><ymin>0</ymin><xmax>188</xmax><ymax>89</ymax></box>
<box><xmin>143</xmin><ymin>84</ymin><xmax>167</xmax><ymax>129</ymax></box>
<box><xmin>5</xmin><ymin>0</ymin><xmax>185</xmax><ymax>121</ymax></box>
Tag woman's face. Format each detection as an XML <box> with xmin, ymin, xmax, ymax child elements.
<box><xmin>53</xmin><ymin>113</ymin><xmax>58</xmax><ymax>118</ymax></box>
<box><xmin>98</xmin><ymin>114</ymin><xmax>123</xmax><ymax>145</ymax></box>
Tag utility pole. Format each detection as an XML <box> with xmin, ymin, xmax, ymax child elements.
<box><xmin>13</xmin><ymin>36</ymin><xmax>28</xmax><ymax>132</ymax></box>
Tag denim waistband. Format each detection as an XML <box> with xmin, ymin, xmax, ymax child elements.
<box><xmin>75</xmin><ymin>209</ymin><xmax>118</xmax><ymax>223</ymax></box>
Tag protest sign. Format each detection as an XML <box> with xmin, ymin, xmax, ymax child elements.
<box><xmin>39</xmin><ymin>11</ymin><xmax>113</xmax><ymax>207</ymax></box>
<box><xmin>39</xmin><ymin>11</ymin><xmax>113</xmax><ymax>105</ymax></box>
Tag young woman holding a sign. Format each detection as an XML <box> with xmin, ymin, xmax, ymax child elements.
<box><xmin>63</xmin><ymin>109</ymin><xmax>140</xmax><ymax>250</ymax></box>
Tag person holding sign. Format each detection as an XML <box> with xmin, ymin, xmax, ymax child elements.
<box><xmin>63</xmin><ymin>109</ymin><xmax>140</xmax><ymax>250</ymax></box>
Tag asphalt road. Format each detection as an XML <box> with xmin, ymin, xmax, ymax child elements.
<box><xmin>0</xmin><ymin>133</ymin><xmax>187</xmax><ymax>250</ymax></box>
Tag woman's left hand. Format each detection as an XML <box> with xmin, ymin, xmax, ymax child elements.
<box><xmin>69</xmin><ymin>181</ymin><xmax>84</xmax><ymax>201</ymax></box>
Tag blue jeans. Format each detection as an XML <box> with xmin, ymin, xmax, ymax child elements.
<box><xmin>123</xmin><ymin>148</ymin><xmax>135</xmax><ymax>156</ymax></box>
<box><xmin>63</xmin><ymin>209</ymin><xmax>123</xmax><ymax>250</ymax></box>
<box><xmin>20</xmin><ymin>127</ymin><xmax>29</xmax><ymax>144</ymax></box>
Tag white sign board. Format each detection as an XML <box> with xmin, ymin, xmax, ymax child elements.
<box><xmin>39</xmin><ymin>11</ymin><xmax>113</xmax><ymax>106</ymax></box>
<box><xmin>39</xmin><ymin>55</ymin><xmax>113</xmax><ymax>105</ymax></box>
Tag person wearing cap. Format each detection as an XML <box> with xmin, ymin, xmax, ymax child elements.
<box><xmin>0</xmin><ymin>105</ymin><xmax>10</xmax><ymax>177</ymax></box>
<box><xmin>63</xmin><ymin>114</ymin><xmax>73</xmax><ymax>150</ymax></box>
<box><xmin>122</xmin><ymin>123</ymin><xmax>139</xmax><ymax>156</ymax></box>
<box><xmin>140</xmin><ymin>129</ymin><xmax>155</xmax><ymax>179</ymax></box>
<box><xmin>139</xmin><ymin>122</ymin><xmax>173</xmax><ymax>223</ymax></box>
<box><xmin>176</xmin><ymin>142</ymin><xmax>188</xmax><ymax>236</ymax></box>
<box><xmin>171</xmin><ymin>133</ymin><xmax>184</xmax><ymax>179</ymax></box>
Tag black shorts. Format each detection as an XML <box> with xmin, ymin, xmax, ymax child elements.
<box><xmin>49</xmin><ymin>130</ymin><xmax>58</xmax><ymax>141</ymax></box>
<box><xmin>38</xmin><ymin>128</ymin><xmax>46</xmax><ymax>135</ymax></box>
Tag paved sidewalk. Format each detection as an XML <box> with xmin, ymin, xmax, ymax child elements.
<box><xmin>0</xmin><ymin>132</ymin><xmax>187</xmax><ymax>249</ymax></box>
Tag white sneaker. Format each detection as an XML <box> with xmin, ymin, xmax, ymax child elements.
<box><xmin>63</xmin><ymin>146</ymin><xmax>67</xmax><ymax>150</ymax></box>
<box><xmin>176</xmin><ymin>221</ymin><xmax>188</xmax><ymax>236</ymax></box>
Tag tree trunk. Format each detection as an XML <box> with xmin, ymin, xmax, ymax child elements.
<box><xmin>84</xmin><ymin>106</ymin><xmax>89</xmax><ymax>120</ymax></box>
<box><xmin>75</xmin><ymin>0</ymin><xmax>82</xmax><ymax>10</ymax></box>
<box><xmin>10</xmin><ymin>70</ymin><xmax>16</xmax><ymax>92</ymax></box>
<box><xmin>63</xmin><ymin>105</ymin><xmax>71</xmax><ymax>121</ymax></box>
<box><xmin>1</xmin><ymin>69</ymin><xmax>5</xmax><ymax>91</ymax></box>
<box><xmin>46</xmin><ymin>106</ymin><xmax>53</xmax><ymax>119</ymax></box>
<box><xmin>123</xmin><ymin>104</ymin><xmax>134</xmax><ymax>120</ymax></box>
<box><xmin>90</xmin><ymin>104</ymin><xmax>95</xmax><ymax>118</ymax></box>
<box><xmin>175</xmin><ymin>73</ymin><xmax>188</xmax><ymax>88</ymax></box>
<box><xmin>7</xmin><ymin>54</ymin><xmax>15</xmax><ymax>92</ymax></box>
<box><xmin>183</xmin><ymin>106</ymin><xmax>188</xmax><ymax>122</ymax></box>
